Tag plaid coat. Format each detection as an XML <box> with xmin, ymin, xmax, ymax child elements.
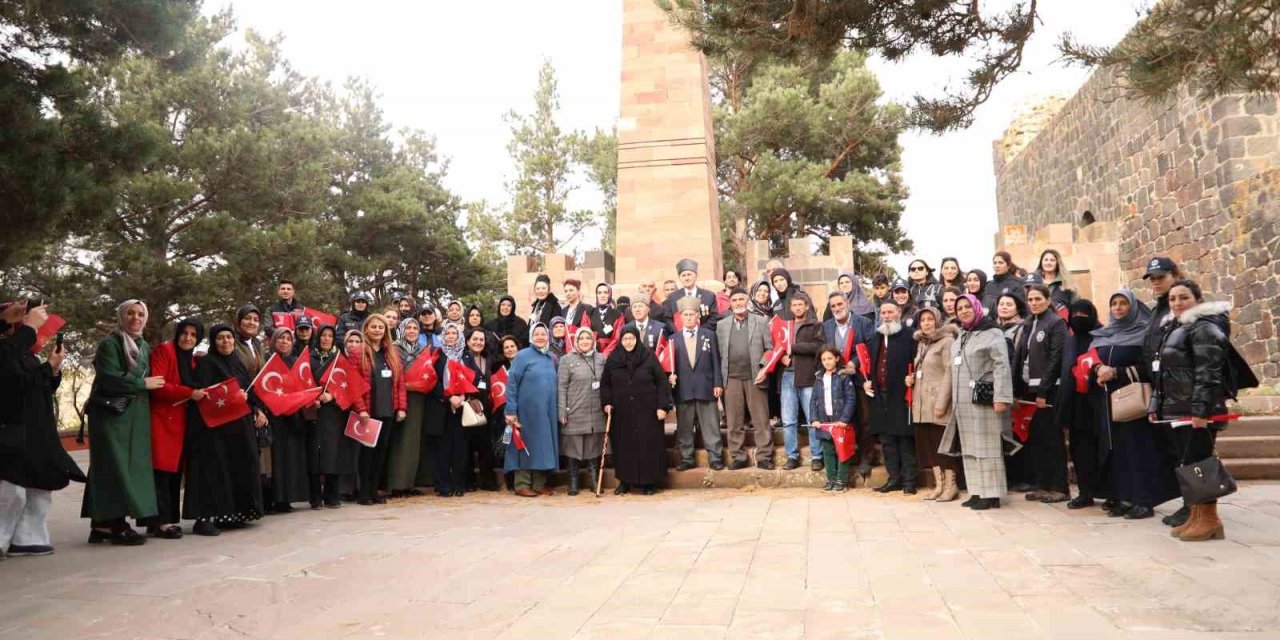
<box><xmin>940</xmin><ymin>326</ymin><xmax>1013</xmax><ymax>459</ymax></box>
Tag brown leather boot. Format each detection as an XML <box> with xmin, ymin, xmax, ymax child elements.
<box><xmin>923</xmin><ymin>467</ymin><xmax>943</xmax><ymax>500</ymax></box>
<box><xmin>1179</xmin><ymin>502</ymin><xmax>1225</xmax><ymax>541</ymax></box>
<box><xmin>1170</xmin><ymin>504</ymin><xmax>1201</xmax><ymax>538</ymax></box>
<box><xmin>937</xmin><ymin>469</ymin><xmax>960</xmax><ymax>502</ymax></box>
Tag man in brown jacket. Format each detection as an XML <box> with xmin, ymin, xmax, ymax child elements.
<box><xmin>778</xmin><ymin>293</ymin><xmax>825</xmax><ymax>471</ymax></box>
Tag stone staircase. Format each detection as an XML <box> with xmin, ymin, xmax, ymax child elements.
<box><xmin>572</xmin><ymin>414</ymin><xmax>1280</xmax><ymax>492</ymax></box>
<box><xmin>1219</xmin><ymin>416</ymin><xmax>1280</xmax><ymax>480</ymax></box>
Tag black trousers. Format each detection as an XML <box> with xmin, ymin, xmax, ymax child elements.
<box><xmin>1028</xmin><ymin>409</ymin><xmax>1069</xmax><ymax>494</ymax></box>
<box><xmin>464</xmin><ymin>425</ymin><xmax>497</xmax><ymax>489</ymax></box>
<box><xmin>881</xmin><ymin>434</ymin><xmax>918</xmax><ymax>487</ymax></box>
<box><xmin>309</xmin><ymin>473</ymin><xmax>340</xmax><ymax>504</ymax></box>
<box><xmin>435</xmin><ymin>419</ymin><xmax>467</xmax><ymax>494</ymax></box>
<box><xmin>153</xmin><ymin>469</ymin><xmax>183</xmax><ymax>525</ymax></box>
<box><xmin>1068</xmin><ymin>426</ymin><xmax>1110</xmax><ymax>500</ymax></box>
<box><xmin>357</xmin><ymin>415</ymin><xmax>393</xmax><ymax>501</ymax></box>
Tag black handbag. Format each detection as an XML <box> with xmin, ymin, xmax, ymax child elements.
<box><xmin>1176</xmin><ymin>432</ymin><xmax>1237</xmax><ymax>504</ymax></box>
<box><xmin>89</xmin><ymin>394</ymin><xmax>131</xmax><ymax>416</ymax></box>
<box><xmin>960</xmin><ymin>334</ymin><xmax>995</xmax><ymax>405</ymax></box>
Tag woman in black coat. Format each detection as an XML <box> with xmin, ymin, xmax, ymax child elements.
<box><xmin>0</xmin><ymin>314</ymin><xmax>85</xmax><ymax>555</ymax></box>
<box><xmin>983</xmin><ymin>251</ymin><xmax>1026</xmax><ymax>314</ymax></box>
<box><xmin>1086</xmin><ymin>290</ymin><xmax>1178</xmax><ymax>519</ymax></box>
<box><xmin>183</xmin><ymin>324</ymin><xmax>265</xmax><ymax>536</ymax></box>
<box><xmin>600</xmin><ymin>327</ymin><xmax>673</xmax><ymax>495</ymax></box>
<box><xmin>307</xmin><ymin>326</ymin><xmax>355</xmax><ymax>508</ymax></box>
<box><xmin>1151</xmin><ymin>280</ymin><xmax>1256</xmax><ymax>542</ymax></box>
<box><xmin>1011</xmin><ymin>284</ymin><xmax>1069</xmax><ymax>503</ymax></box>
<box><xmin>1060</xmin><ymin>299</ymin><xmax>1114</xmax><ymax>512</ymax></box>
<box><xmin>528</xmin><ymin>274</ymin><xmax>561</xmax><ymax>332</ymax></box>
<box><xmin>486</xmin><ymin>295</ymin><xmax>530</xmax><ymax>350</ymax></box>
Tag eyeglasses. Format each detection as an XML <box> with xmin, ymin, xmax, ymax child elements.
<box><xmin>909</xmin><ymin>266</ymin><xmax>926</xmax><ymax>272</ymax></box>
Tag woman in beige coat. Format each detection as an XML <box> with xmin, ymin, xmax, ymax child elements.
<box><xmin>907</xmin><ymin>307</ymin><xmax>960</xmax><ymax>500</ymax></box>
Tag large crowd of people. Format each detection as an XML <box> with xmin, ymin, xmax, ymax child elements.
<box><xmin>0</xmin><ymin>251</ymin><xmax>1259</xmax><ymax>558</ymax></box>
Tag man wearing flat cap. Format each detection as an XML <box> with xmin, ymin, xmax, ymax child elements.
<box><xmin>662</xmin><ymin>258</ymin><xmax>721</xmax><ymax>336</ymax></box>
<box><xmin>670</xmin><ymin>296</ymin><xmax>724</xmax><ymax>471</ymax></box>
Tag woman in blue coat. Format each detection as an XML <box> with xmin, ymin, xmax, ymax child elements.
<box><xmin>503</xmin><ymin>323</ymin><xmax>560</xmax><ymax>497</ymax></box>
<box><xmin>810</xmin><ymin>347</ymin><xmax>857</xmax><ymax>492</ymax></box>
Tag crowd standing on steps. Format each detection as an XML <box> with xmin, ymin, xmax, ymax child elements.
<box><xmin>0</xmin><ymin>252</ymin><xmax>1261</xmax><ymax>559</ymax></box>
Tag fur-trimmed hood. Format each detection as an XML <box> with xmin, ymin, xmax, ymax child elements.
<box><xmin>1165</xmin><ymin>300</ymin><xmax>1232</xmax><ymax>327</ymax></box>
<box><xmin>913</xmin><ymin>321</ymin><xmax>958</xmax><ymax>344</ymax></box>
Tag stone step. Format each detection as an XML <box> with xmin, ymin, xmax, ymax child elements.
<box><xmin>1222</xmin><ymin>458</ymin><xmax>1280</xmax><ymax>481</ymax></box>
<box><xmin>1228</xmin><ymin>416</ymin><xmax>1280</xmax><ymax>437</ymax></box>
<box><xmin>551</xmin><ymin>464</ymin><xmax>891</xmax><ymax>491</ymax></box>
<box><xmin>661</xmin><ymin>424</ymin><xmax>805</xmax><ymax>448</ymax></box>
<box><xmin>1215</xmin><ymin>435</ymin><xmax>1280</xmax><ymax>459</ymax></box>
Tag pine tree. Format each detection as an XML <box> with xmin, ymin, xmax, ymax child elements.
<box><xmin>714</xmin><ymin>51</ymin><xmax>911</xmax><ymax>266</ymax></box>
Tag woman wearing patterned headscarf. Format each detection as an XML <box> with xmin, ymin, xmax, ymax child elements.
<box><xmin>83</xmin><ymin>300</ymin><xmax>167</xmax><ymax>545</ymax></box>
<box><xmin>939</xmin><ymin>294</ymin><xmax>1014</xmax><ymax>511</ymax></box>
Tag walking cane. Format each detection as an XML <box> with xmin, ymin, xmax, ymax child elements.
<box><xmin>595</xmin><ymin>413</ymin><xmax>613</xmax><ymax>496</ymax></box>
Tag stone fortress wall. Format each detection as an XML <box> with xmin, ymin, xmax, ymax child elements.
<box><xmin>993</xmin><ymin>65</ymin><xmax>1280</xmax><ymax>390</ymax></box>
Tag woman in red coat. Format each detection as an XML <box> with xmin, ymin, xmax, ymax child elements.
<box><xmin>147</xmin><ymin>318</ymin><xmax>205</xmax><ymax>538</ymax></box>
<box><xmin>352</xmin><ymin>315</ymin><xmax>407</xmax><ymax>504</ymax></box>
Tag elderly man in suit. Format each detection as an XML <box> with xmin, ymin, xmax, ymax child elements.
<box><xmin>716</xmin><ymin>288</ymin><xmax>775</xmax><ymax>470</ymax></box>
<box><xmin>663</xmin><ymin>258</ymin><xmax>720</xmax><ymax>336</ymax></box>
<box><xmin>671</xmin><ymin>297</ymin><xmax>723</xmax><ymax>471</ymax></box>
<box><xmin>623</xmin><ymin>296</ymin><xmax>666</xmax><ymax>351</ymax></box>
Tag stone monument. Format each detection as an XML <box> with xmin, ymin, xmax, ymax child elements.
<box><xmin>614</xmin><ymin>0</ymin><xmax>722</xmax><ymax>285</ymax></box>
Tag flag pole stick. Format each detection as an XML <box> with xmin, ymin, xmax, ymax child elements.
<box><xmin>246</xmin><ymin>352</ymin><xmax>277</xmax><ymax>392</ymax></box>
<box><xmin>595</xmin><ymin>413</ymin><xmax>613</xmax><ymax>496</ymax></box>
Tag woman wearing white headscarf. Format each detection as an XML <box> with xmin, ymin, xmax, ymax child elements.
<box><xmin>82</xmin><ymin>300</ymin><xmax>167</xmax><ymax>545</ymax></box>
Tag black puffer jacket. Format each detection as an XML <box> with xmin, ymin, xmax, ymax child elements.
<box><xmin>1151</xmin><ymin>301</ymin><xmax>1236</xmax><ymax>421</ymax></box>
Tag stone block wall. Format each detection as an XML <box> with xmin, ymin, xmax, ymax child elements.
<box><xmin>506</xmin><ymin>251</ymin><xmax>614</xmax><ymax>319</ymax></box>
<box><xmin>994</xmin><ymin>66</ymin><xmax>1280</xmax><ymax>386</ymax></box>
<box><xmin>743</xmin><ymin>236</ymin><xmax>858</xmax><ymax>316</ymax></box>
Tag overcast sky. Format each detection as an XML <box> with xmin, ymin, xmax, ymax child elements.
<box><xmin>214</xmin><ymin>0</ymin><xmax>1144</xmax><ymax>276</ymax></box>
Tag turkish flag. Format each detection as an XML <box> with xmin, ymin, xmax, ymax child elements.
<box><xmin>655</xmin><ymin>334</ymin><xmax>675</xmax><ymax>373</ymax></box>
<box><xmin>761</xmin><ymin>317</ymin><xmax>794</xmax><ymax>374</ymax></box>
<box><xmin>490</xmin><ymin>366</ymin><xmax>508</xmax><ymax>408</ymax></box>
<box><xmin>511</xmin><ymin>423</ymin><xmax>528</xmax><ymax>452</ymax></box>
<box><xmin>302</xmin><ymin>309</ymin><xmax>338</xmax><ymax>329</ymax></box>
<box><xmin>31</xmin><ymin>314</ymin><xmax>65</xmax><ymax>353</ymax></box>
<box><xmin>344</xmin><ymin>412</ymin><xmax>383</xmax><ymax>447</ymax></box>
<box><xmin>197</xmin><ymin>378</ymin><xmax>252</xmax><ymax>428</ymax></box>
<box><xmin>444</xmin><ymin>359</ymin><xmax>478</xmax><ymax>396</ymax></box>
<box><xmin>272</xmin><ymin>312</ymin><xmax>296</xmax><ymax>331</ymax></box>
<box><xmin>291</xmin><ymin>347</ymin><xmax>317</xmax><ymax>387</ymax></box>
<box><xmin>1011</xmin><ymin>401</ymin><xmax>1037</xmax><ymax>442</ymax></box>
<box><xmin>1057</xmin><ymin>306</ymin><xmax>1070</xmax><ymax>323</ymax></box>
<box><xmin>325</xmin><ymin>352</ymin><xmax>370</xmax><ymax>411</ymax></box>
<box><xmin>599</xmin><ymin>316</ymin><xmax>626</xmax><ymax>356</ymax></box>
<box><xmin>1073</xmin><ymin>348</ymin><xmax>1101</xmax><ymax>393</ymax></box>
<box><xmin>815</xmin><ymin>422</ymin><xmax>856</xmax><ymax>461</ymax></box>
<box><xmin>855</xmin><ymin>343</ymin><xmax>872</xmax><ymax>379</ymax></box>
<box><xmin>253</xmin><ymin>353</ymin><xmax>320</xmax><ymax>416</ymax></box>
<box><xmin>404</xmin><ymin>348</ymin><xmax>439</xmax><ymax>393</ymax></box>
<box><xmin>905</xmin><ymin>363</ymin><xmax>915</xmax><ymax>406</ymax></box>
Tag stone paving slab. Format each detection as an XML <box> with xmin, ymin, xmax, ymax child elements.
<box><xmin>2</xmin><ymin>471</ymin><xmax>1280</xmax><ymax>639</ymax></box>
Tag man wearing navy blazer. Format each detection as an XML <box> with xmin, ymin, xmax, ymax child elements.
<box><xmin>671</xmin><ymin>297</ymin><xmax>723</xmax><ymax>471</ymax></box>
<box><xmin>623</xmin><ymin>297</ymin><xmax>666</xmax><ymax>352</ymax></box>
<box><xmin>663</xmin><ymin>258</ymin><xmax>720</xmax><ymax>336</ymax></box>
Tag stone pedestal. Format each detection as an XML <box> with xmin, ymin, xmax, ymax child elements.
<box><xmin>614</xmin><ymin>0</ymin><xmax>722</xmax><ymax>286</ymax></box>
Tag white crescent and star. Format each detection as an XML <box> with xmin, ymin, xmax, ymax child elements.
<box><xmin>492</xmin><ymin>381</ymin><xmax>506</xmax><ymax>397</ymax></box>
<box><xmin>332</xmin><ymin>367</ymin><xmax>349</xmax><ymax>389</ymax></box>
<box><xmin>263</xmin><ymin>371</ymin><xmax>285</xmax><ymax>396</ymax></box>
<box><xmin>352</xmin><ymin>417</ymin><xmax>370</xmax><ymax>436</ymax></box>
<box><xmin>298</xmin><ymin>361</ymin><xmax>312</xmax><ymax>385</ymax></box>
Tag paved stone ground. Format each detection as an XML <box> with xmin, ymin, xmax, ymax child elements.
<box><xmin>3</xmin><ymin>454</ymin><xmax>1280</xmax><ymax>639</ymax></box>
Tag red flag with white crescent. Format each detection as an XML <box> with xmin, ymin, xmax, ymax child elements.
<box><xmin>291</xmin><ymin>347</ymin><xmax>316</xmax><ymax>387</ymax></box>
<box><xmin>1011</xmin><ymin>401</ymin><xmax>1037</xmax><ymax>443</ymax></box>
<box><xmin>253</xmin><ymin>353</ymin><xmax>319</xmax><ymax>416</ymax></box>
<box><xmin>326</xmin><ymin>352</ymin><xmax>371</xmax><ymax>411</ymax></box>
<box><xmin>444</xmin><ymin>359</ymin><xmax>479</xmax><ymax>396</ymax></box>
<box><xmin>655</xmin><ymin>334</ymin><xmax>675</xmax><ymax>373</ymax></box>
<box><xmin>1073</xmin><ymin>347</ymin><xmax>1101</xmax><ymax>393</ymax></box>
<box><xmin>343</xmin><ymin>411</ymin><xmax>382</xmax><ymax>447</ymax></box>
<box><xmin>815</xmin><ymin>422</ymin><xmax>857</xmax><ymax>462</ymax></box>
<box><xmin>855</xmin><ymin>343</ymin><xmax>872</xmax><ymax>379</ymax></box>
<box><xmin>271</xmin><ymin>312</ymin><xmax>296</xmax><ymax>331</ymax></box>
<box><xmin>196</xmin><ymin>378</ymin><xmax>251</xmax><ymax>428</ymax></box>
<box><xmin>490</xmin><ymin>366</ymin><xmax>508</xmax><ymax>408</ymax></box>
<box><xmin>404</xmin><ymin>347</ymin><xmax>439</xmax><ymax>393</ymax></box>
<box><xmin>301</xmin><ymin>308</ymin><xmax>338</xmax><ymax>329</ymax></box>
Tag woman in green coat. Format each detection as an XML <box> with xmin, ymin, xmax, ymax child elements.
<box><xmin>83</xmin><ymin>300</ymin><xmax>167</xmax><ymax>545</ymax></box>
